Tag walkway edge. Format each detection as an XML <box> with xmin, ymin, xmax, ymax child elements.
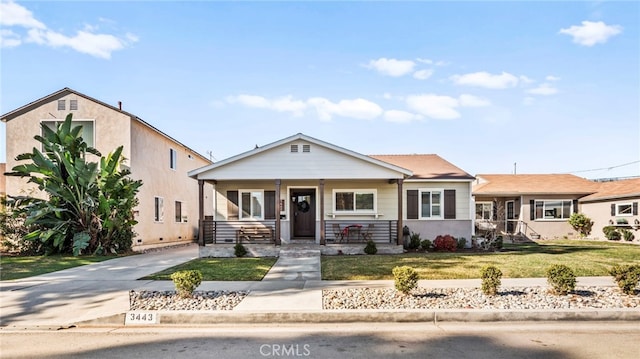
<box><xmin>73</xmin><ymin>308</ymin><xmax>640</xmax><ymax>327</ymax></box>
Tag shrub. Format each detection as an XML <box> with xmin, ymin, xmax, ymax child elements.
<box><xmin>480</xmin><ymin>265</ymin><xmax>502</xmax><ymax>296</ymax></box>
<box><xmin>621</xmin><ymin>229</ymin><xmax>635</xmax><ymax>242</ymax></box>
<box><xmin>409</xmin><ymin>232</ymin><xmax>421</xmax><ymax>250</ymax></box>
<box><xmin>494</xmin><ymin>236</ymin><xmax>503</xmax><ymax>250</ymax></box>
<box><xmin>457</xmin><ymin>237</ymin><xmax>467</xmax><ymax>250</ymax></box>
<box><xmin>420</xmin><ymin>239</ymin><xmax>432</xmax><ymax>251</ymax></box>
<box><xmin>364</xmin><ymin>240</ymin><xmax>377</xmax><ymax>255</ymax></box>
<box><xmin>433</xmin><ymin>235</ymin><xmax>457</xmax><ymax>252</ymax></box>
<box><xmin>170</xmin><ymin>270</ymin><xmax>203</xmax><ymax>298</ymax></box>
<box><xmin>546</xmin><ymin>264</ymin><xmax>576</xmax><ymax>295</ymax></box>
<box><xmin>609</xmin><ymin>265</ymin><xmax>640</xmax><ymax>295</ymax></box>
<box><xmin>234</xmin><ymin>243</ymin><xmax>247</xmax><ymax>257</ymax></box>
<box><xmin>603</xmin><ymin>226</ymin><xmax>621</xmax><ymax>241</ymax></box>
<box><xmin>568</xmin><ymin>213</ymin><xmax>594</xmax><ymax>237</ymax></box>
<box><xmin>392</xmin><ymin>266</ymin><xmax>418</xmax><ymax>294</ymax></box>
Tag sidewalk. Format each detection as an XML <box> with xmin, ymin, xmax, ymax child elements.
<box><xmin>1</xmin><ymin>244</ymin><xmax>638</xmax><ymax>329</ymax></box>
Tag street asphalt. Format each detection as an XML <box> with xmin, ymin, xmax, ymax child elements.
<box><xmin>1</xmin><ymin>243</ymin><xmax>638</xmax><ymax>329</ymax></box>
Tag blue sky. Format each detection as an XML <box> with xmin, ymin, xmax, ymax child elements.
<box><xmin>1</xmin><ymin>0</ymin><xmax>639</xmax><ymax>179</ymax></box>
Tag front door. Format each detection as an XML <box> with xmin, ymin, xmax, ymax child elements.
<box><xmin>291</xmin><ymin>189</ymin><xmax>316</xmax><ymax>238</ymax></box>
<box><xmin>506</xmin><ymin>200</ymin><xmax>516</xmax><ymax>234</ymax></box>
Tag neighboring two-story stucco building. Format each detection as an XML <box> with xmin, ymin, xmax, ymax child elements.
<box><xmin>1</xmin><ymin>88</ymin><xmax>213</xmax><ymax>250</ymax></box>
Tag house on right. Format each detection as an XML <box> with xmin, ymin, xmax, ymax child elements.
<box><xmin>579</xmin><ymin>178</ymin><xmax>640</xmax><ymax>239</ymax></box>
<box><xmin>472</xmin><ymin>174</ymin><xmax>599</xmax><ymax>240</ymax></box>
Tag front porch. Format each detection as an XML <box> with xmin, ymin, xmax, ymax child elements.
<box><xmin>198</xmin><ymin>241</ymin><xmax>404</xmax><ymax>258</ymax></box>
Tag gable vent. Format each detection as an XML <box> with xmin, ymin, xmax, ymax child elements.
<box><xmin>290</xmin><ymin>145</ymin><xmax>299</xmax><ymax>153</ymax></box>
<box><xmin>302</xmin><ymin>144</ymin><xmax>311</xmax><ymax>153</ymax></box>
<box><xmin>70</xmin><ymin>100</ymin><xmax>78</xmax><ymax>110</ymax></box>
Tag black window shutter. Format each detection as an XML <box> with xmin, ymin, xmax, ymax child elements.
<box><xmin>227</xmin><ymin>191</ymin><xmax>239</xmax><ymax>220</ymax></box>
<box><xmin>493</xmin><ymin>200</ymin><xmax>498</xmax><ymax>221</ymax></box>
<box><xmin>572</xmin><ymin>200</ymin><xmax>579</xmax><ymax>214</ymax></box>
<box><xmin>407</xmin><ymin>190</ymin><xmax>418</xmax><ymax>219</ymax></box>
<box><xmin>444</xmin><ymin>190</ymin><xmax>456</xmax><ymax>219</ymax></box>
<box><xmin>530</xmin><ymin>200</ymin><xmax>535</xmax><ymax>220</ymax></box>
<box><xmin>633</xmin><ymin>202</ymin><xmax>638</xmax><ymax>216</ymax></box>
<box><xmin>264</xmin><ymin>191</ymin><xmax>276</xmax><ymax>220</ymax></box>
<box><xmin>611</xmin><ymin>204</ymin><xmax>616</xmax><ymax>216</ymax></box>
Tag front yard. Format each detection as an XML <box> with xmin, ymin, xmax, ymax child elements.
<box><xmin>0</xmin><ymin>255</ymin><xmax>118</xmax><ymax>281</ymax></box>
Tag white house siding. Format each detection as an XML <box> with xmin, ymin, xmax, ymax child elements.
<box><xmin>581</xmin><ymin>198</ymin><xmax>640</xmax><ymax>240</ymax></box>
<box><xmin>402</xmin><ymin>181</ymin><xmax>473</xmax><ymax>241</ymax></box>
<box><xmin>197</xmin><ymin>139</ymin><xmax>404</xmax><ymax>181</ymax></box>
<box><xmin>4</xmin><ymin>94</ymin><xmax>131</xmax><ymax>198</ymax></box>
<box><xmin>129</xmin><ymin>120</ymin><xmax>213</xmax><ymax>247</ymax></box>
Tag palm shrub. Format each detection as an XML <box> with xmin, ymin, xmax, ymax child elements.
<box><xmin>392</xmin><ymin>266</ymin><xmax>418</xmax><ymax>294</ymax></box>
<box><xmin>170</xmin><ymin>270</ymin><xmax>203</xmax><ymax>298</ymax></box>
<box><xmin>546</xmin><ymin>264</ymin><xmax>576</xmax><ymax>295</ymax></box>
<box><xmin>609</xmin><ymin>265</ymin><xmax>640</xmax><ymax>295</ymax></box>
<box><xmin>409</xmin><ymin>232</ymin><xmax>421</xmax><ymax>250</ymax></box>
<box><xmin>480</xmin><ymin>265</ymin><xmax>502</xmax><ymax>296</ymax></box>
<box><xmin>5</xmin><ymin>114</ymin><xmax>142</xmax><ymax>255</ymax></box>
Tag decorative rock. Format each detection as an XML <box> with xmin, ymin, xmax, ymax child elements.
<box><xmin>129</xmin><ymin>290</ymin><xmax>249</xmax><ymax>311</ymax></box>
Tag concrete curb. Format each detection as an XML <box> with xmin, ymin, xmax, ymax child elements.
<box><xmin>75</xmin><ymin>308</ymin><xmax>640</xmax><ymax>326</ymax></box>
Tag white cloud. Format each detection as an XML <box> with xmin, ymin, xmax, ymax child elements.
<box><xmin>0</xmin><ymin>0</ymin><xmax>45</xmax><ymax>29</ymax></box>
<box><xmin>559</xmin><ymin>21</ymin><xmax>622</xmax><ymax>46</ymax></box>
<box><xmin>458</xmin><ymin>94</ymin><xmax>491</xmax><ymax>107</ymax></box>
<box><xmin>413</xmin><ymin>69</ymin><xmax>434</xmax><ymax>80</ymax></box>
<box><xmin>0</xmin><ymin>29</ymin><xmax>20</xmax><ymax>47</ymax></box>
<box><xmin>450</xmin><ymin>71</ymin><xmax>519</xmax><ymax>89</ymax></box>
<box><xmin>308</xmin><ymin>97</ymin><xmax>383</xmax><ymax>121</ymax></box>
<box><xmin>417</xmin><ymin>58</ymin><xmax>448</xmax><ymax>66</ymax></box>
<box><xmin>519</xmin><ymin>75</ymin><xmax>535</xmax><ymax>84</ymax></box>
<box><xmin>0</xmin><ymin>0</ymin><xmax>136</xmax><ymax>58</ymax></box>
<box><xmin>225</xmin><ymin>94</ymin><xmax>307</xmax><ymax>116</ymax></box>
<box><xmin>546</xmin><ymin>75</ymin><xmax>561</xmax><ymax>81</ymax></box>
<box><xmin>527</xmin><ymin>83</ymin><xmax>558</xmax><ymax>96</ymax></box>
<box><xmin>383</xmin><ymin>110</ymin><xmax>422</xmax><ymax>123</ymax></box>
<box><xmin>406</xmin><ymin>94</ymin><xmax>461</xmax><ymax>120</ymax></box>
<box><xmin>365</xmin><ymin>58</ymin><xmax>415</xmax><ymax>77</ymax></box>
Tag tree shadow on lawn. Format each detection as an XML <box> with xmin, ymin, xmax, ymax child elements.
<box><xmin>499</xmin><ymin>242</ymin><xmax>609</xmax><ymax>255</ymax></box>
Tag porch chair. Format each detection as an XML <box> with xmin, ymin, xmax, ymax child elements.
<box><xmin>332</xmin><ymin>223</ymin><xmax>344</xmax><ymax>243</ymax></box>
<box><xmin>360</xmin><ymin>223</ymin><xmax>374</xmax><ymax>242</ymax></box>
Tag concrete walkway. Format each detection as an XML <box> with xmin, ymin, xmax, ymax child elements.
<box><xmin>1</xmin><ymin>244</ymin><xmax>637</xmax><ymax>329</ymax></box>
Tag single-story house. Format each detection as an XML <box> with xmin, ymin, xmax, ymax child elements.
<box><xmin>472</xmin><ymin>174</ymin><xmax>599</xmax><ymax>240</ymax></box>
<box><xmin>580</xmin><ymin>178</ymin><xmax>640</xmax><ymax>239</ymax></box>
<box><xmin>188</xmin><ymin>133</ymin><xmax>475</xmax><ymax>256</ymax></box>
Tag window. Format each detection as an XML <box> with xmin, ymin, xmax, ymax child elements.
<box><xmin>616</xmin><ymin>203</ymin><xmax>633</xmax><ymax>216</ymax></box>
<box><xmin>290</xmin><ymin>145</ymin><xmax>298</xmax><ymax>153</ymax></box>
<box><xmin>302</xmin><ymin>144</ymin><xmax>311</xmax><ymax>153</ymax></box>
<box><xmin>42</xmin><ymin>120</ymin><xmax>94</xmax><ymax>147</ymax></box>
<box><xmin>240</xmin><ymin>190</ymin><xmax>264</xmax><ymax>219</ymax></box>
<box><xmin>175</xmin><ymin>201</ymin><xmax>182</xmax><ymax>222</ymax></box>
<box><xmin>476</xmin><ymin>202</ymin><xmax>493</xmax><ymax>220</ymax></box>
<box><xmin>169</xmin><ymin>148</ymin><xmax>177</xmax><ymax>170</ymax></box>
<box><xmin>534</xmin><ymin>200</ymin><xmax>572</xmax><ymax>220</ymax></box>
<box><xmin>334</xmin><ymin>190</ymin><xmax>375</xmax><ymax>212</ymax></box>
<box><xmin>420</xmin><ymin>190</ymin><xmax>442</xmax><ymax>218</ymax></box>
<box><xmin>154</xmin><ymin>197</ymin><xmax>164</xmax><ymax>222</ymax></box>
<box><xmin>57</xmin><ymin>100</ymin><xmax>65</xmax><ymax>110</ymax></box>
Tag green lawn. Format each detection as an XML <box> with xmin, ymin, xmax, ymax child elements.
<box><xmin>321</xmin><ymin>240</ymin><xmax>640</xmax><ymax>280</ymax></box>
<box><xmin>141</xmin><ymin>257</ymin><xmax>278</xmax><ymax>281</ymax></box>
<box><xmin>0</xmin><ymin>255</ymin><xmax>118</xmax><ymax>281</ymax></box>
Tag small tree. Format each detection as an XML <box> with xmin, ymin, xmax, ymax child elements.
<box><xmin>568</xmin><ymin>213</ymin><xmax>593</xmax><ymax>237</ymax></box>
<box><xmin>170</xmin><ymin>270</ymin><xmax>203</xmax><ymax>298</ymax></box>
<box><xmin>392</xmin><ymin>266</ymin><xmax>418</xmax><ymax>294</ymax></box>
<box><xmin>480</xmin><ymin>265</ymin><xmax>502</xmax><ymax>296</ymax></box>
<box><xmin>546</xmin><ymin>264</ymin><xmax>576</xmax><ymax>295</ymax></box>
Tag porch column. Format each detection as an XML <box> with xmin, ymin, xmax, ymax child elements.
<box><xmin>198</xmin><ymin>179</ymin><xmax>205</xmax><ymax>246</ymax></box>
<box><xmin>397</xmin><ymin>178</ymin><xmax>403</xmax><ymax>245</ymax></box>
<box><xmin>275</xmin><ymin>179</ymin><xmax>282</xmax><ymax>245</ymax></box>
<box><xmin>319</xmin><ymin>179</ymin><xmax>325</xmax><ymax>245</ymax></box>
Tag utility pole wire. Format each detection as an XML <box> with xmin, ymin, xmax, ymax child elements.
<box><xmin>567</xmin><ymin>160</ymin><xmax>640</xmax><ymax>174</ymax></box>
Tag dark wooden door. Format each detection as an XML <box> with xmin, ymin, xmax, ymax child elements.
<box><xmin>292</xmin><ymin>190</ymin><xmax>315</xmax><ymax>238</ymax></box>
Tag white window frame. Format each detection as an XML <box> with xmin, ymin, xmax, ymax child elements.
<box><xmin>239</xmin><ymin>189</ymin><xmax>264</xmax><ymax>220</ymax></box>
<box><xmin>534</xmin><ymin>199</ymin><xmax>573</xmax><ymax>220</ymax></box>
<box><xmin>169</xmin><ymin>148</ymin><xmax>177</xmax><ymax>170</ymax></box>
<box><xmin>419</xmin><ymin>188</ymin><xmax>443</xmax><ymax>219</ymax></box>
<box><xmin>333</xmin><ymin>189</ymin><xmax>377</xmax><ymax>214</ymax></box>
<box><xmin>475</xmin><ymin>201</ymin><xmax>493</xmax><ymax>220</ymax></box>
<box><xmin>41</xmin><ymin>119</ymin><xmax>96</xmax><ymax>148</ymax></box>
<box><xmin>616</xmin><ymin>203</ymin><xmax>633</xmax><ymax>216</ymax></box>
<box><xmin>154</xmin><ymin>197</ymin><xmax>164</xmax><ymax>222</ymax></box>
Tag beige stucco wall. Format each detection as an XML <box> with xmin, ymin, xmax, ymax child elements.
<box><xmin>129</xmin><ymin>120</ymin><xmax>213</xmax><ymax>247</ymax></box>
<box><xmin>581</xmin><ymin>198</ymin><xmax>640</xmax><ymax>240</ymax></box>
<box><xmin>4</xmin><ymin>93</ymin><xmax>131</xmax><ymax>197</ymax></box>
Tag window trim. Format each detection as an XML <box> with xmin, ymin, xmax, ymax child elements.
<box><xmin>169</xmin><ymin>148</ymin><xmax>177</xmax><ymax>170</ymax></box>
<box><xmin>174</xmin><ymin>200</ymin><xmax>186</xmax><ymax>223</ymax></box>
<box><xmin>154</xmin><ymin>196</ymin><xmax>164</xmax><ymax>223</ymax></box>
<box><xmin>534</xmin><ymin>199</ymin><xmax>573</xmax><ymax>221</ymax></box>
<box><xmin>616</xmin><ymin>203</ymin><xmax>633</xmax><ymax>216</ymax></box>
<box><xmin>239</xmin><ymin>189</ymin><xmax>265</xmax><ymax>220</ymax></box>
<box><xmin>419</xmin><ymin>188</ymin><xmax>443</xmax><ymax>219</ymax></box>
<box><xmin>475</xmin><ymin>201</ymin><xmax>493</xmax><ymax>220</ymax></box>
<box><xmin>41</xmin><ymin>119</ymin><xmax>96</xmax><ymax>148</ymax></box>
<box><xmin>333</xmin><ymin>189</ymin><xmax>377</xmax><ymax>214</ymax></box>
